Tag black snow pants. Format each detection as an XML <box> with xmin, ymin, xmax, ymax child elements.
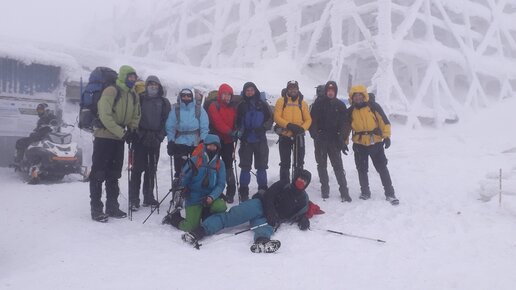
<box><xmin>220</xmin><ymin>142</ymin><xmax>236</xmax><ymax>198</ymax></box>
<box><xmin>278</xmin><ymin>134</ymin><xmax>305</xmax><ymax>183</ymax></box>
<box><xmin>314</xmin><ymin>139</ymin><xmax>349</xmax><ymax>199</ymax></box>
<box><xmin>352</xmin><ymin>142</ymin><xmax>395</xmax><ymax>197</ymax></box>
<box><xmin>129</xmin><ymin>141</ymin><xmax>160</xmax><ymax>205</ymax></box>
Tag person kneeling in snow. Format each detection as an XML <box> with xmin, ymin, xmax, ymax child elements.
<box><xmin>182</xmin><ymin>169</ymin><xmax>313</xmax><ymax>253</ymax></box>
<box><xmin>162</xmin><ymin>134</ymin><xmax>228</xmax><ymax>231</ymax></box>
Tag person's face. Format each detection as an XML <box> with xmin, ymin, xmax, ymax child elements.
<box><xmin>181</xmin><ymin>93</ymin><xmax>193</xmax><ymax>103</ymax></box>
<box><xmin>294</xmin><ymin>177</ymin><xmax>307</xmax><ymax>190</ymax></box>
<box><xmin>221</xmin><ymin>92</ymin><xmax>232</xmax><ymax>104</ymax></box>
<box><xmin>37</xmin><ymin>107</ymin><xmax>45</xmax><ymax>117</ymax></box>
<box><xmin>126</xmin><ymin>73</ymin><xmax>137</xmax><ymax>82</ymax></box>
<box><xmin>147</xmin><ymin>82</ymin><xmax>159</xmax><ymax>89</ymax></box>
<box><xmin>352</xmin><ymin>93</ymin><xmax>365</xmax><ymax>104</ymax></box>
<box><xmin>206</xmin><ymin>143</ymin><xmax>218</xmax><ymax>152</ymax></box>
<box><xmin>287</xmin><ymin>86</ymin><xmax>299</xmax><ymax>97</ymax></box>
<box><xmin>327</xmin><ymin>88</ymin><xmax>336</xmax><ymax>99</ymax></box>
<box><xmin>245</xmin><ymin>87</ymin><xmax>255</xmax><ymax>97</ymax></box>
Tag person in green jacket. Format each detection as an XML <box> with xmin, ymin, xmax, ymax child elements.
<box><xmin>89</xmin><ymin>65</ymin><xmax>141</xmax><ymax>222</ymax></box>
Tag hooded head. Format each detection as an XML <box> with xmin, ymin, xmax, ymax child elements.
<box><xmin>242</xmin><ymin>82</ymin><xmax>260</xmax><ymax>99</ymax></box>
<box><xmin>178</xmin><ymin>88</ymin><xmax>194</xmax><ymax>105</ymax></box>
<box><xmin>116</xmin><ymin>65</ymin><xmax>138</xmax><ymax>90</ymax></box>
<box><xmin>348</xmin><ymin>85</ymin><xmax>369</xmax><ymax>105</ymax></box>
<box><xmin>293</xmin><ymin>169</ymin><xmax>312</xmax><ymax>191</ymax></box>
<box><xmin>204</xmin><ymin>134</ymin><xmax>221</xmax><ymax>160</ymax></box>
<box><xmin>134</xmin><ymin>80</ymin><xmax>146</xmax><ymax>97</ymax></box>
<box><xmin>217</xmin><ymin>83</ymin><xmax>234</xmax><ymax>105</ymax></box>
<box><xmin>145</xmin><ymin>75</ymin><xmax>164</xmax><ymax>98</ymax></box>
<box><xmin>325</xmin><ymin>81</ymin><xmax>338</xmax><ymax>99</ymax></box>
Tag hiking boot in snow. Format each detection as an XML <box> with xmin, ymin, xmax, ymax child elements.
<box><xmin>226</xmin><ymin>195</ymin><xmax>235</xmax><ymax>204</ymax></box>
<box><xmin>321</xmin><ymin>192</ymin><xmax>329</xmax><ymax>200</ymax></box>
<box><xmin>182</xmin><ymin>226</ymin><xmax>206</xmax><ymax>249</ymax></box>
<box><xmin>142</xmin><ymin>198</ymin><xmax>159</xmax><ymax>207</ymax></box>
<box><xmin>359</xmin><ymin>193</ymin><xmax>371</xmax><ymax>200</ymax></box>
<box><xmin>106</xmin><ymin>208</ymin><xmax>127</xmax><ymax>219</ymax></box>
<box><xmin>238</xmin><ymin>187</ymin><xmax>249</xmax><ymax>203</ymax></box>
<box><xmin>250</xmin><ymin>237</ymin><xmax>281</xmax><ymax>253</ymax></box>
<box><xmin>386</xmin><ymin>195</ymin><xmax>399</xmax><ymax>206</ymax></box>
<box><xmin>129</xmin><ymin>201</ymin><xmax>140</xmax><ymax>212</ymax></box>
<box><xmin>162</xmin><ymin>209</ymin><xmax>184</xmax><ymax>228</ymax></box>
<box><xmin>91</xmin><ymin>211</ymin><xmax>108</xmax><ymax>223</ymax></box>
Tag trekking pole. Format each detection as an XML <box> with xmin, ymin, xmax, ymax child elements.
<box><xmin>318</xmin><ymin>228</ymin><xmax>386</xmax><ymax>243</ymax></box>
<box><xmin>233</xmin><ymin>140</ymin><xmax>239</xmax><ymax>188</ymax></box>
<box><xmin>291</xmin><ymin>136</ymin><xmax>297</xmax><ymax>181</ymax></box>
<box><xmin>142</xmin><ymin>187</ymin><xmax>174</xmax><ymax>224</ymax></box>
<box><xmin>197</xmin><ymin>223</ymin><xmax>269</xmax><ymax>248</ymax></box>
<box><xmin>128</xmin><ymin>142</ymin><xmax>134</xmax><ymax>221</ymax></box>
<box><xmin>154</xmin><ymin>153</ymin><xmax>160</xmax><ymax>214</ymax></box>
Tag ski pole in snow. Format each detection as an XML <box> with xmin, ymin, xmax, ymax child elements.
<box><xmin>322</xmin><ymin>229</ymin><xmax>386</xmax><ymax>243</ymax></box>
<box><xmin>128</xmin><ymin>143</ymin><xmax>134</xmax><ymax>221</ymax></box>
<box><xmin>499</xmin><ymin>168</ymin><xmax>502</xmax><ymax>206</ymax></box>
<box><xmin>233</xmin><ymin>140</ymin><xmax>239</xmax><ymax>188</ymax></box>
<box><xmin>142</xmin><ymin>187</ymin><xmax>174</xmax><ymax>224</ymax></box>
<box><xmin>154</xmin><ymin>153</ymin><xmax>159</xmax><ymax>214</ymax></box>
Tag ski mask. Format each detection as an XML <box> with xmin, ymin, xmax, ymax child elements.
<box><xmin>293</xmin><ymin>169</ymin><xmax>312</xmax><ymax>191</ymax></box>
<box><xmin>147</xmin><ymin>86</ymin><xmax>160</xmax><ymax>97</ymax></box>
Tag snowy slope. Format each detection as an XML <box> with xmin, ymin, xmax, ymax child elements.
<box><xmin>1</xmin><ymin>94</ymin><xmax>515</xmax><ymax>290</ymax></box>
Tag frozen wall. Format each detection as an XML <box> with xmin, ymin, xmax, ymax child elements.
<box><xmin>102</xmin><ymin>0</ymin><xmax>516</xmax><ymax>126</ymax></box>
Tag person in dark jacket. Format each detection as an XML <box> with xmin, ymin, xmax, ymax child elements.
<box><xmin>181</xmin><ymin>169</ymin><xmax>312</xmax><ymax>253</ymax></box>
<box><xmin>14</xmin><ymin>103</ymin><xmax>58</xmax><ymax>163</ymax></box>
<box><xmin>129</xmin><ymin>75</ymin><xmax>171</xmax><ymax>210</ymax></box>
<box><xmin>235</xmin><ymin>82</ymin><xmax>271</xmax><ymax>202</ymax></box>
<box><xmin>207</xmin><ymin>83</ymin><xmax>238</xmax><ymax>203</ymax></box>
<box><xmin>347</xmin><ymin>85</ymin><xmax>398</xmax><ymax>205</ymax></box>
<box><xmin>309</xmin><ymin>81</ymin><xmax>352</xmax><ymax>202</ymax></box>
<box><xmin>89</xmin><ymin>65</ymin><xmax>141</xmax><ymax>222</ymax></box>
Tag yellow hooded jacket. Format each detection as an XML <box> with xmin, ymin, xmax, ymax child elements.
<box><xmin>348</xmin><ymin>85</ymin><xmax>391</xmax><ymax>146</ymax></box>
<box><xmin>274</xmin><ymin>95</ymin><xmax>312</xmax><ymax>137</ymax></box>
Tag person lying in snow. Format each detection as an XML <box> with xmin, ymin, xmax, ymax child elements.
<box><xmin>181</xmin><ymin>169</ymin><xmax>314</xmax><ymax>253</ymax></box>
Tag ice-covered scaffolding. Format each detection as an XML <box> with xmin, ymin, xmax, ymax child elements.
<box><xmin>112</xmin><ymin>0</ymin><xmax>516</xmax><ymax>126</ymax></box>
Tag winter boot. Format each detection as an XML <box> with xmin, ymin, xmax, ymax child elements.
<box><xmin>340</xmin><ymin>187</ymin><xmax>352</xmax><ymax>203</ymax></box>
<box><xmin>359</xmin><ymin>187</ymin><xmax>371</xmax><ymax>200</ymax></box>
<box><xmin>250</xmin><ymin>237</ymin><xmax>281</xmax><ymax>253</ymax></box>
<box><xmin>91</xmin><ymin>211</ymin><xmax>108</xmax><ymax>223</ymax></box>
<box><xmin>162</xmin><ymin>210</ymin><xmax>184</xmax><ymax>228</ymax></box>
<box><xmin>143</xmin><ymin>197</ymin><xmax>159</xmax><ymax>207</ymax></box>
<box><xmin>386</xmin><ymin>195</ymin><xmax>399</xmax><ymax>206</ymax></box>
<box><xmin>321</xmin><ymin>184</ymin><xmax>330</xmax><ymax>200</ymax></box>
<box><xmin>182</xmin><ymin>226</ymin><xmax>206</xmax><ymax>249</ymax></box>
<box><xmin>238</xmin><ymin>186</ymin><xmax>249</xmax><ymax>203</ymax></box>
<box><xmin>225</xmin><ymin>194</ymin><xmax>234</xmax><ymax>204</ymax></box>
<box><xmin>106</xmin><ymin>208</ymin><xmax>127</xmax><ymax>219</ymax></box>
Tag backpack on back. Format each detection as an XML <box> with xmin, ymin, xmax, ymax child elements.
<box><xmin>78</xmin><ymin>67</ymin><xmax>119</xmax><ymax>132</ymax></box>
<box><xmin>260</xmin><ymin>92</ymin><xmax>274</xmax><ymax>131</ymax></box>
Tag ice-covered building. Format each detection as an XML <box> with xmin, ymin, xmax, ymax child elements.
<box><xmin>108</xmin><ymin>0</ymin><xmax>516</xmax><ymax>126</ymax></box>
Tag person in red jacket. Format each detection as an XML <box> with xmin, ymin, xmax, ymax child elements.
<box><xmin>208</xmin><ymin>83</ymin><xmax>239</xmax><ymax>203</ymax></box>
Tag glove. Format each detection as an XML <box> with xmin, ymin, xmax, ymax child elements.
<box><xmin>122</xmin><ymin>129</ymin><xmax>137</xmax><ymax>144</ymax></box>
<box><xmin>383</xmin><ymin>137</ymin><xmax>391</xmax><ymax>149</ymax></box>
<box><xmin>298</xmin><ymin>216</ymin><xmax>310</xmax><ymax>231</ymax></box>
<box><xmin>342</xmin><ymin>143</ymin><xmax>349</xmax><ymax>155</ymax></box>
<box><xmin>265</xmin><ymin>211</ymin><xmax>279</xmax><ymax>228</ymax></box>
<box><xmin>203</xmin><ymin>196</ymin><xmax>214</xmax><ymax>207</ymax></box>
<box><xmin>167</xmin><ymin>141</ymin><xmax>176</xmax><ymax>156</ymax></box>
<box><xmin>286</xmin><ymin>123</ymin><xmax>304</xmax><ymax>135</ymax></box>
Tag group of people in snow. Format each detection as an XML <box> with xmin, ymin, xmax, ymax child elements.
<box><xmin>57</xmin><ymin>65</ymin><xmax>398</xmax><ymax>252</ymax></box>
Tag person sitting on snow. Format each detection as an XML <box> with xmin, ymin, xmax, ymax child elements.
<box><xmin>162</xmin><ymin>134</ymin><xmax>228</xmax><ymax>232</ymax></box>
<box><xmin>181</xmin><ymin>169</ymin><xmax>313</xmax><ymax>253</ymax></box>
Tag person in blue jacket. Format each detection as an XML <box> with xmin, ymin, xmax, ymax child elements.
<box><xmin>235</xmin><ymin>82</ymin><xmax>272</xmax><ymax>202</ymax></box>
<box><xmin>181</xmin><ymin>169</ymin><xmax>312</xmax><ymax>253</ymax></box>
<box><xmin>162</xmin><ymin>134</ymin><xmax>228</xmax><ymax>232</ymax></box>
<box><xmin>166</xmin><ymin>88</ymin><xmax>209</xmax><ymax>183</ymax></box>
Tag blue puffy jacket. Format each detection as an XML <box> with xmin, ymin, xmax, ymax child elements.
<box><xmin>236</xmin><ymin>82</ymin><xmax>271</xmax><ymax>143</ymax></box>
<box><xmin>166</xmin><ymin>91</ymin><xmax>209</xmax><ymax>146</ymax></box>
<box><xmin>180</xmin><ymin>134</ymin><xmax>226</xmax><ymax>206</ymax></box>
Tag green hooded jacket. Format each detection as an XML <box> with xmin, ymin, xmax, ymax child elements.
<box><xmin>94</xmin><ymin>65</ymin><xmax>141</xmax><ymax>140</ymax></box>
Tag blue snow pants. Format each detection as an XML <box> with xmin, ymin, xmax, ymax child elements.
<box><xmin>201</xmin><ymin>198</ymin><xmax>273</xmax><ymax>241</ymax></box>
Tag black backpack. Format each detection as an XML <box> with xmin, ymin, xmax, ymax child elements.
<box><xmin>78</xmin><ymin>67</ymin><xmax>119</xmax><ymax>132</ymax></box>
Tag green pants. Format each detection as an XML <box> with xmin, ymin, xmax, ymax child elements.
<box><xmin>179</xmin><ymin>198</ymin><xmax>227</xmax><ymax>232</ymax></box>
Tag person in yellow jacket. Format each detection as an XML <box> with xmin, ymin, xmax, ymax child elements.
<box><xmin>347</xmin><ymin>85</ymin><xmax>399</xmax><ymax>205</ymax></box>
<box><xmin>274</xmin><ymin>80</ymin><xmax>312</xmax><ymax>182</ymax></box>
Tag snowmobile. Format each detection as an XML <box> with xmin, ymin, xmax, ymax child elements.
<box><xmin>14</xmin><ymin>122</ymin><xmax>86</xmax><ymax>184</ymax></box>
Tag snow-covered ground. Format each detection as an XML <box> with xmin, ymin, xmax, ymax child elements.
<box><xmin>1</xmin><ymin>94</ymin><xmax>515</xmax><ymax>289</ymax></box>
